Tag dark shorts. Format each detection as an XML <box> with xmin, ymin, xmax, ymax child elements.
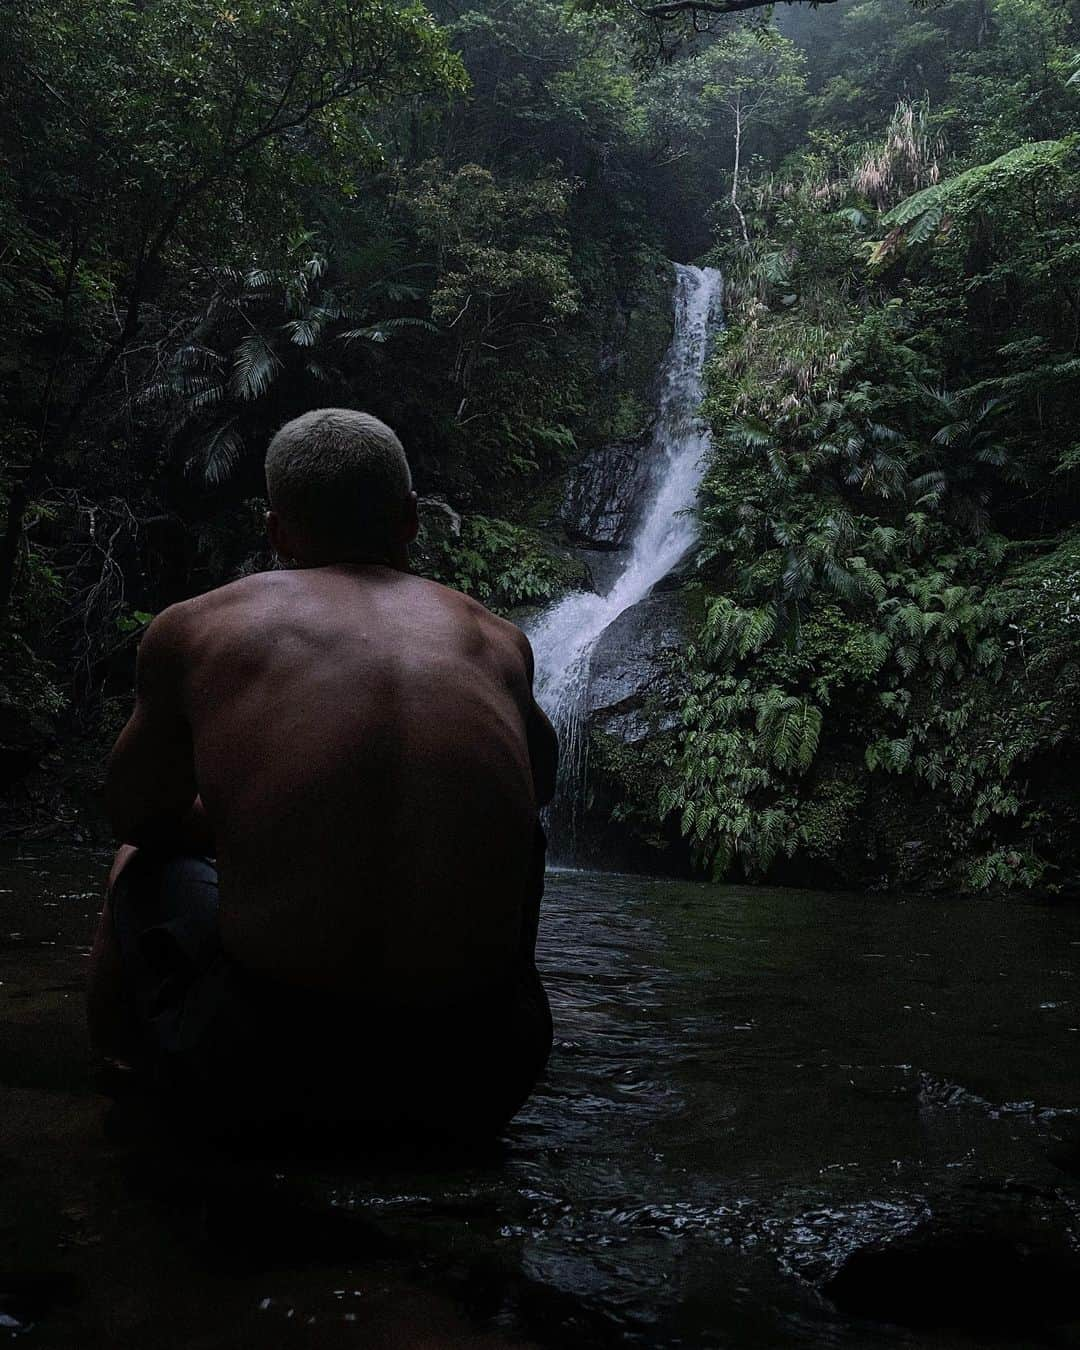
<box><xmin>110</xmin><ymin>842</ymin><xmax>553</xmax><ymax>1139</ymax></box>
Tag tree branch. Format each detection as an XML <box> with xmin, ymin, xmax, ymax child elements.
<box><xmin>641</xmin><ymin>0</ymin><xmax>838</xmax><ymax>19</ymax></box>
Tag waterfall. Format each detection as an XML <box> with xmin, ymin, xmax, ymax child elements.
<box><xmin>529</xmin><ymin>262</ymin><xmax>724</xmax><ymax>860</ymax></box>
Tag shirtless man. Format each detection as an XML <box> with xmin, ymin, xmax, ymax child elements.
<box><xmin>88</xmin><ymin>408</ymin><xmax>557</xmax><ymax>1136</ymax></box>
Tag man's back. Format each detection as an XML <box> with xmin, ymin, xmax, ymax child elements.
<box><xmin>94</xmin><ymin>410</ymin><xmax>555</xmax><ymax>1134</ymax></box>
<box><xmin>172</xmin><ymin>564</ymin><xmax>540</xmax><ymax>1004</ymax></box>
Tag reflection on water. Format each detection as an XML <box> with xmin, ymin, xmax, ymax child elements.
<box><xmin>1</xmin><ymin>850</ymin><xmax>1079</xmax><ymax>1347</ymax></box>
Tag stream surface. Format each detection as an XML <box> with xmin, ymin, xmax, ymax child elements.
<box><xmin>2</xmin><ymin>846</ymin><xmax>1079</xmax><ymax>1347</ymax></box>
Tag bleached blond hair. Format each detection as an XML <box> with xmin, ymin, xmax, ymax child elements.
<box><xmin>265</xmin><ymin>408</ymin><xmax>412</xmax><ymax>559</ymax></box>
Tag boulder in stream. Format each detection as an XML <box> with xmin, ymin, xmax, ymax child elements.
<box><xmin>824</xmin><ymin>1219</ymin><xmax>1080</xmax><ymax>1332</ymax></box>
<box><xmin>794</xmin><ymin>1185</ymin><xmax>1080</xmax><ymax>1335</ymax></box>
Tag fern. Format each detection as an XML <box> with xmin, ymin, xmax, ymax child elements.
<box><xmin>230</xmin><ymin>334</ymin><xmax>283</xmax><ymax>400</ymax></box>
<box><xmin>874</xmin><ymin>141</ymin><xmax>1068</xmax><ymax>260</ymax></box>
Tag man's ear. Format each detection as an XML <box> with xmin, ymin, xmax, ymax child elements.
<box><xmin>266</xmin><ymin>509</ymin><xmax>292</xmax><ymax>561</ymax></box>
<box><xmin>401</xmin><ymin>491</ymin><xmax>420</xmax><ymax>545</ymax></box>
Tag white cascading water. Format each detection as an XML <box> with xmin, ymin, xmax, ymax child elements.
<box><xmin>529</xmin><ymin>262</ymin><xmax>724</xmax><ymax>860</ymax></box>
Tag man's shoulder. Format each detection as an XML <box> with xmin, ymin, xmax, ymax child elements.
<box><xmin>417</xmin><ymin>576</ymin><xmax>531</xmax><ymax>660</ymax></box>
<box><xmin>141</xmin><ymin>572</ymin><xmax>289</xmax><ymax>651</ymax></box>
<box><xmin>483</xmin><ymin>605</ymin><xmax>532</xmax><ymax>666</ymax></box>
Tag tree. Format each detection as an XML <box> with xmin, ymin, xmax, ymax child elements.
<box><xmin>0</xmin><ymin>0</ymin><xmax>464</xmax><ymax>619</ymax></box>
<box><xmin>401</xmin><ymin>163</ymin><xmax>579</xmax><ymax>427</ymax></box>
<box><xmin>641</xmin><ymin>31</ymin><xmax>806</xmax><ymax>243</ymax></box>
<box><xmin>634</xmin><ymin>0</ymin><xmax>839</xmax><ymax>38</ymax></box>
<box><xmin>704</xmin><ymin>30</ymin><xmax>807</xmax><ymax>242</ymax></box>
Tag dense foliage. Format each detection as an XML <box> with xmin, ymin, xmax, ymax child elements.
<box><xmin>2</xmin><ymin>0</ymin><xmax>1079</xmax><ymax>894</ymax></box>
<box><xmin>648</xmin><ymin>0</ymin><xmax>1080</xmax><ymax>892</ymax></box>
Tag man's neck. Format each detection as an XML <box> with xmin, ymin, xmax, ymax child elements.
<box><xmin>289</xmin><ymin>550</ymin><xmax>409</xmax><ymax>573</ymax></box>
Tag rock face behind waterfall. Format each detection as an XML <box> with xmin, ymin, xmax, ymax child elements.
<box><xmin>587</xmin><ymin>589</ymin><xmax>687</xmax><ymax>743</ymax></box>
<box><xmin>579</xmin><ymin>585</ymin><xmax>693</xmax><ymax>870</ymax></box>
<box><xmin>561</xmin><ymin>441</ymin><xmax>654</xmax><ymax>549</ymax></box>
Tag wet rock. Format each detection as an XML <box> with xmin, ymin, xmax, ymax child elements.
<box><xmin>1043</xmin><ymin>1113</ymin><xmax>1080</xmax><ymax>1177</ymax></box>
<box><xmin>573</xmin><ymin>548</ymin><xmax>628</xmax><ymax>597</ymax></box>
<box><xmin>652</xmin><ymin>548</ymin><xmax>700</xmax><ymax>592</ymax></box>
<box><xmin>825</xmin><ymin>1228</ymin><xmax>1080</xmax><ymax>1331</ymax></box>
<box><xmin>846</xmin><ymin>1064</ymin><xmax>921</xmax><ymax>1102</ymax></box>
<box><xmin>418</xmin><ymin>495</ymin><xmax>462</xmax><ymax>542</ymax></box>
<box><xmin>560</xmin><ymin>441</ymin><xmax>653</xmax><ymax>549</ymax></box>
<box><xmin>818</xmin><ymin>1198</ymin><xmax>1080</xmax><ymax>1333</ymax></box>
<box><xmin>587</xmin><ymin>590</ymin><xmax>687</xmax><ymax>743</ymax></box>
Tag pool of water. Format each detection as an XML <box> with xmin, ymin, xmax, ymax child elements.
<box><xmin>2</xmin><ymin>848</ymin><xmax>1079</xmax><ymax>1347</ymax></box>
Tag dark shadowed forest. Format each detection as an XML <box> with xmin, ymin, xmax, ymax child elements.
<box><xmin>3</xmin><ymin>0</ymin><xmax>1080</xmax><ymax>894</ymax></box>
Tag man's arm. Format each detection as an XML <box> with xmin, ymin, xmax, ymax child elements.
<box><xmin>528</xmin><ymin>701</ymin><xmax>558</xmax><ymax>808</ymax></box>
<box><xmin>515</xmin><ymin>630</ymin><xmax>558</xmax><ymax>808</ymax></box>
<box><xmin>105</xmin><ymin>607</ymin><xmax>212</xmax><ymax>852</ymax></box>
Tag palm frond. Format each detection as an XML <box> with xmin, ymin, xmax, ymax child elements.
<box><xmin>339</xmin><ymin>316</ymin><xmax>438</xmax><ymax>344</ymax></box>
<box><xmin>230</xmin><ymin>334</ymin><xmax>283</xmax><ymax>400</ymax></box>
<box><xmin>198</xmin><ymin>420</ymin><xmax>244</xmax><ymax>487</ymax></box>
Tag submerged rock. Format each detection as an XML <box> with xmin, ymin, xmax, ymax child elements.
<box><xmin>804</xmin><ymin>1187</ymin><xmax>1080</xmax><ymax>1334</ymax></box>
<box><xmin>1044</xmin><ymin>1113</ymin><xmax>1080</xmax><ymax>1177</ymax></box>
<box><xmin>824</xmin><ymin>1222</ymin><xmax>1080</xmax><ymax>1332</ymax></box>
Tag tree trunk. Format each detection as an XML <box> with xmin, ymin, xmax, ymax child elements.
<box><xmin>731</xmin><ymin>96</ymin><xmax>749</xmax><ymax>245</ymax></box>
<box><xmin>0</xmin><ymin>476</ymin><xmax>30</xmax><ymax>623</ymax></box>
